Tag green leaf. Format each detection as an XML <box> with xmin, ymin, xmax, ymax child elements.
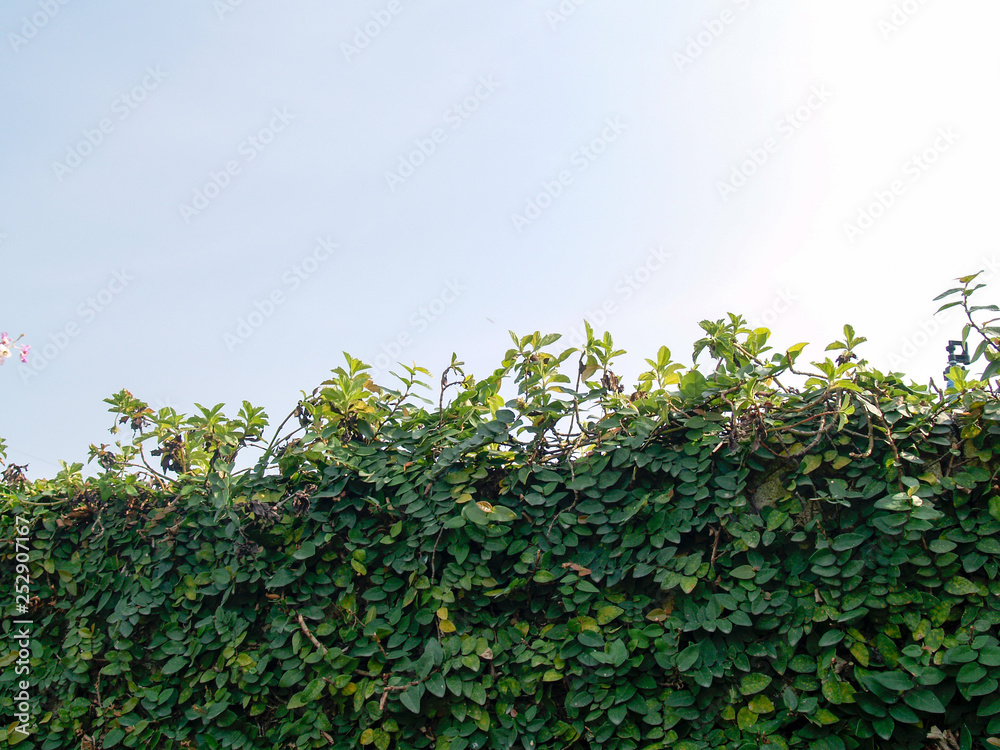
<box><xmin>903</xmin><ymin>689</ymin><xmax>945</xmax><ymax>713</ymax></box>
<box><xmin>462</xmin><ymin>503</ymin><xmax>490</xmax><ymax>525</ymax></box>
<box><xmin>425</xmin><ymin>673</ymin><xmax>446</xmax><ymax>698</ymax></box>
<box><xmin>162</xmin><ymin>655</ymin><xmax>187</xmax><ymax>675</ymax></box>
<box><xmin>399</xmin><ymin>687</ymin><xmax>422</xmax><ymax>713</ymax></box>
<box><xmin>677</xmin><ymin>644</ymin><xmax>700</xmax><ymax>671</ymax></box>
<box><xmin>976</xmin><ymin>537</ymin><xmax>1000</xmax><ymax>555</ymax></box>
<box><xmin>872</xmin><ymin>670</ymin><xmax>913</xmax><ymax>691</ymax></box>
<box><xmin>267</xmin><ymin>568</ymin><xmax>297</xmax><ymax>588</ymax></box>
<box><xmin>831</xmin><ymin>532</ymin><xmax>866</xmax><ymax>551</ymax></box>
<box><xmin>608</xmin><ymin>639</ymin><xmax>629</xmax><ymax>667</ymax></box>
<box><xmin>957</xmin><ymin>662</ymin><xmax>987</xmax><ymax>684</ymax></box>
<box><xmin>102</xmin><ymin>728</ymin><xmax>126</xmax><ymax>748</ymax></box>
<box><xmin>740</xmin><ymin>673</ymin><xmax>772</xmax><ymax>695</ymax></box>
<box><xmin>945</xmin><ymin>576</ymin><xmax>981</xmax><ymax>596</ymax></box>
<box><xmin>489</xmin><ymin>505</ymin><xmax>518</xmax><ymax>522</ymax></box>
<box><xmin>818</xmin><ymin>630</ymin><xmax>844</xmax><ymax>648</ymax></box>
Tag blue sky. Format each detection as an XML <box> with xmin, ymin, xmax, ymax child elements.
<box><xmin>2</xmin><ymin>1</ymin><xmax>999</xmax><ymax>478</ymax></box>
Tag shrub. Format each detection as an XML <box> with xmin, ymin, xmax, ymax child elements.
<box><xmin>3</xmin><ymin>274</ymin><xmax>1000</xmax><ymax>749</ymax></box>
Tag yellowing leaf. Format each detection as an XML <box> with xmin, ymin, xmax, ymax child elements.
<box><xmin>737</xmin><ymin>707</ymin><xmax>758</xmax><ymax>730</ymax></box>
<box><xmin>849</xmin><ymin>641</ymin><xmax>869</xmax><ymax>667</ymax></box>
<box><xmin>596</xmin><ymin>606</ymin><xmax>624</xmax><ymax>625</ymax></box>
<box><xmin>439</xmin><ymin>619</ymin><xmax>456</xmax><ymax>633</ymax></box>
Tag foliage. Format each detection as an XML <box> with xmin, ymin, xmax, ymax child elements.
<box><xmin>3</xmin><ymin>276</ymin><xmax>1000</xmax><ymax>749</ymax></box>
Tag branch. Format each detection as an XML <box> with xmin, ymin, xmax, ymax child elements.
<box><xmin>296</xmin><ymin>612</ymin><xmax>328</xmax><ymax>656</ymax></box>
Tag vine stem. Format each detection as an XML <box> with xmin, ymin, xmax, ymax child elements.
<box><xmin>296</xmin><ymin>612</ymin><xmax>328</xmax><ymax>655</ymax></box>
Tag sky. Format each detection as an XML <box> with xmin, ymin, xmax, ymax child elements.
<box><xmin>2</xmin><ymin>1</ymin><xmax>999</xmax><ymax>479</ymax></box>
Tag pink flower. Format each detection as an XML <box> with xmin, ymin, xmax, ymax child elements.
<box><xmin>19</xmin><ymin>345</ymin><xmax>29</xmax><ymax>363</ymax></box>
<box><xmin>0</xmin><ymin>332</ymin><xmax>10</xmax><ymax>347</ymax></box>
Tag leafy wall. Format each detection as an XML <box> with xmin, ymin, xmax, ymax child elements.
<box><xmin>3</xmin><ymin>275</ymin><xmax>1000</xmax><ymax>749</ymax></box>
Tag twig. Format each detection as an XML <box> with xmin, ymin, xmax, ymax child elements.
<box><xmin>709</xmin><ymin>526</ymin><xmax>721</xmax><ymax>568</ymax></box>
<box><xmin>379</xmin><ymin>676</ymin><xmax>420</xmax><ymax>711</ymax></box>
<box><xmin>296</xmin><ymin>612</ymin><xmax>328</xmax><ymax>655</ymax></box>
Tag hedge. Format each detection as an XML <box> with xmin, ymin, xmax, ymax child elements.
<box><xmin>3</xmin><ymin>274</ymin><xmax>1000</xmax><ymax>749</ymax></box>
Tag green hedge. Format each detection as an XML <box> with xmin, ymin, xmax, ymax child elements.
<box><xmin>4</xmin><ymin>276</ymin><xmax>1000</xmax><ymax>749</ymax></box>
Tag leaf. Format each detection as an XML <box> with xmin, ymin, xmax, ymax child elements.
<box><xmin>425</xmin><ymin>673</ymin><xmax>447</xmax><ymax>698</ymax></box>
<box><xmin>360</xmin><ymin>729</ymin><xmax>375</xmax><ymax>745</ymax></box>
<box><xmin>872</xmin><ymin>670</ymin><xmax>913</xmax><ymax>691</ymax></box>
<box><xmin>399</xmin><ymin>687</ymin><xmax>421</xmax><ymax>713</ymax></box>
<box><xmin>903</xmin><ymin>689</ymin><xmax>945</xmax><ymax>713</ymax></box>
<box><xmin>267</xmin><ymin>568</ymin><xmax>297</xmax><ymax>588</ymax></box>
<box><xmin>748</xmin><ymin>695</ymin><xmax>774</xmax><ymax>713</ymax></box>
<box><xmin>102</xmin><ymin>728</ymin><xmax>126</xmax><ymax>748</ymax></box>
<box><xmin>462</xmin><ymin>502</ymin><xmax>490</xmax><ymax>525</ymax></box>
<box><xmin>831</xmin><ymin>533</ymin><xmax>866</xmax><ymax>551</ymax></box>
<box><xmin>162</xmin><ymin>655</ymin><xmax>187</xmax><ymax>675</ymax></box>
<box><xmin>489</xmin><ymin>505</ymin><xmax>518</xmax><ymax>522</ymax></box>
<box><xmin>608</xmin><ymin>639</ymin><xmax>629</xmax><ymax>667</ymax></box>
<box><xmin>736</xmin><ymin>707</ymin><xmax>758</xmax><ymax>730</ymax></box>
<box><xmin>818</xmin><ymin>630</ymin><xmax>844</xmax><ymax>648</ymax></box>
<box><xmin>957</xmin><ymin>662</ymin><xmax>987</xmax><ymax>684</ymax></box>
<box><xmin>740</xmin><ymin>673</ymin><xmax>772</xmax><ymax>695</ymax></box>
<box><xmin>945</xmin><ymin>576</ymin><xmax>981</xmax><ymax>596</ymax></box>
<box><xmin>596</xmin><ymin>606</ymin><xmax>624</xmax><ymax>625</ymax></box>
<box><xmin>677</xmin><ymin>644</ymin><xmax>700</xmax><ymax>671</ymax></box>
<box><xmin>801</xmin><ymin>455</ymin><xmax>822</xmax><ymax>474</ymax></box>
<box><xmin>822</xmin><ymin>680</ymin><xmax>856</xmax><ymax>704</ymax></box>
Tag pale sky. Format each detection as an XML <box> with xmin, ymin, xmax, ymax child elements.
<box><xmin>2</xmin><ymin>1</ymin><xmax>999</xmax><ymax>478</ymax></box>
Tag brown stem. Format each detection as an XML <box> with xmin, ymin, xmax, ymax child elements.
<box><xmin>296</xmin><ymin>612</ymin><xmax>328</xmax><ymax>656</ymax></box>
